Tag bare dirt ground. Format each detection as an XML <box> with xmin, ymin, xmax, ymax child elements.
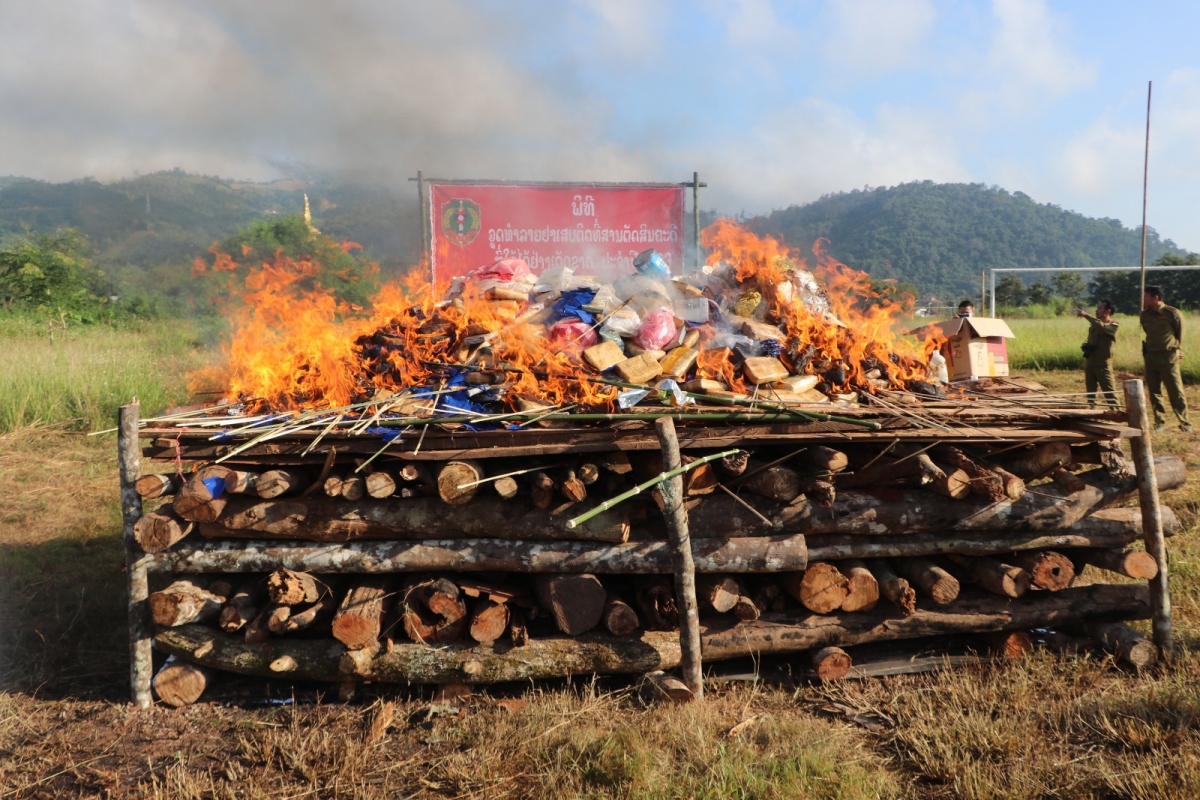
<box><xmin>3</xmin><ymin>372</ymin><xmax>1200</xmax><ymax>798</ymax></box>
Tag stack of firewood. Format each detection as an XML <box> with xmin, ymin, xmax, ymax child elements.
<box><xmin>131</xmin><ymin>429</ymin><xmax>1182</xmax><ymax>706</ymax></box>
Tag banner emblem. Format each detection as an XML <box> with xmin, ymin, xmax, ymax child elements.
<box><xmin>441</xmin><ymin>198</ymin><xmax>482</xmax><ymax>246</ymax></box>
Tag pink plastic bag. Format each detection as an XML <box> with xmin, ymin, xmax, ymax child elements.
<box><xmin>476</xmin><ymin>258</ymin><xmax>531</xmax><ymax>283</ymax></box>
<box><xmin>632</xmin><ymin>307</ymin><xmax>678</xmax><ymax>351</ymax></box>
<box><xmin>549</xmin><ymin>317</ymin><xmax>598</xmax><ymax>347</ymax></box>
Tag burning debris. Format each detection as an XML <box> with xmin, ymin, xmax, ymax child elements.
<box><xmin>196</xmin><ymin>221</ymin><xmax>940</xmax><ymax>420</ymax></box>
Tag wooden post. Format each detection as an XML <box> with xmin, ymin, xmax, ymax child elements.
<box><xmin>119</xmin><ymin>402</ymin><xmax>153</xmax><ymax>708</ymax></box>
<box><xmin>1124</xmin><ymin>379</ymin><xmax>1172</xmax><ymax>657</ymax></box>
<box><xmin>655</xmin><ymin>417</ymin><xmax>703</xmax><ymax>699</ymax></box>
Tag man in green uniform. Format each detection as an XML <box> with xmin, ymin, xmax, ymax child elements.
<box><xmin>1140</xmin><ymin>285</ymin><xmax>1192</xmax><ymax>431</ymax></box>
<box><xmin>1077</xmin><ymin>299</ymin><xmax>1119</xmax><ymax>408</ymax></box>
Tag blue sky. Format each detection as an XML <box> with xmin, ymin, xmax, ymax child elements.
<box><xmin>1</xmin><ymin>1</ymin><xmax>1198</xmax><ymax>250</ymax></box>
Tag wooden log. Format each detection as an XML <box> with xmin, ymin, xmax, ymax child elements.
<box><xmin>811</xmin><ymin>646</ymin><xmax>852</xmax><ymax>681</ymax></box>
<box><xmin>795</xmin><ymin>446</ymin><xmax>849</xmax><ymax>474</ymax></box>
<box><xmin>986</xmin><ymin>630</ymin><xmax>1034</xmax><ymax>659</ymax></box>
<box><xmin>398</xmin><ymin>463</ymin><xmax>430</xmax><ymax>484</ymax></box>
<box><xmin>696</xmin><ymin>575</ymin><xmax>741</xmax><ymax>613</ymax></box>
<box><xmin>838</xmin><ymin>560</ymin><xmax>879</xmax><ymax>612</ymax></box>
<box><xmin>266</xmin><ymin>569</ymin><xmax>325</xmax><ymax>605</ymax></box>
<box><xmin>133</xmin><ymin>509</ymin><xmax>194</xmax><ymax>554</ymax></box>
<box><xmin>839</xmin><ymin>455</ymin><xmax>943</xmax><ymax>489</ymax></box>
<box><xmin>603</xmin><ymin>595</ymin><xmax>640</xmax><ymax>636</ymax></box>
<box><xmin>863</xmin><ymin>559</ymin><xmax>916</xmax><ymax>616</ymax></box>
<box><xmin>799</xmin><ymin>479</ymin><xmax>835</xmax><ymax>508</ymax></box>
<box><xmin>779</xmin><ymin>563</ymin><xmax>848</xmax><ymax>614</ymax></box>
<box><xmin>469</xmin><ymin>599</ymin><xmax>511</xmax><ymax>645</ymax></box>
<box><xmin>639</xmin><ymin>671</ymin><xmax>694</xmax><ymax>703</ymax></box>
<box><xmin>1084</xmin><ymin>548</ymin><xmax>1159</xmax><ymax>580</ymax></box>
<box><xmin>1010</xmin><ymin>551</ymin><xmax>1074</xmax><ymax>591</ymax></box>
<box><xmin>936</xmin><ymin>446</ymin><xmax>1024</xmax><ymax>502</ymax></box>
<box><xmin>244</xmin><ymin>604</ymin><xmax>277</xmax><ymax>644</ymax></box>
<box><xmin>219</xmin><ymin>576</ymin><xmax>265</xmax><ymax>632</ymax></box>
<box><xmin>330</xmin><ymin>579</ymin><xmax>390</xmax><ymax>649</ymax></box>
<box><xmin>998</xmin><ymin>442</ymin><xmax>1072</xmax><ymax>479</ymax></box>
<box><xmin>203</xmin><ymin>495</ymin><xmax>630</xmax><ymax>543</ymax></box>
<box><xmin>339</xmin><ymin>475</ymin><xmax>365</xmax><ymax>501</ymax></box>
<box><xmin>682</xmin><ymin>456</ymin><xmax>719</xmax><ymax>496</ymax></box>
<box><xmin>278</xmin><ymin>592</ymin><xmax>338</xmax><ymax>635</ymax></box>
<box><xmin>601</xmin><ymin>451</ymin><xmax>633</xmax><ymax>475</ymax></box>
<box><xmin>579</xmin><ymin>463</ymin><xmax>601</xmax><ymax>485</ymax></box>
<box><xmin>158</xmin><ymin>584</ymin><xmax>1152</xmax><ymax>684</ymax></box>
<box><xmin>930</xmin><ymin>466</ymin><xmax>971</xmax><ymax>500</ymax></box>
<box><xmin>730</xmin><ymin>595</ymin><xmax>761</xmax><ymax>622</ymax></box>
<box><xmin>531</xmin><ymin>472</ymin><xmax>556</xmax><ymax>510</ymax></box>
<box><xmin>401</xmin><ymin>578</ymin><xmax>465</xmax><ymax>645</ymax></box>
<box><xmin>509</xmin><ymin>607</ymin><xmax>530</xmax><ymax>647</ymax></box>
<box><xmin>256</xmin><ymin>468</ymin><xmax>307</xmax><ymax>499</ymax></box>
<box><xmin>764</xmin><ymin>457</ymin><xmax>1185</xmax><ymax>536</ymax></box>
<box><xmin>149</xmin><ymin>579</ymin><xmax>225</xmax><ymax>627</ymax></box>
<box><xmin>717</xmin><ymin>450</ymin><xmax>750</xmax><ymax>477</ymax></box>
<box><xmin>493</xmin><ymin>477</ymin><xmax>519</xmax><ymax>500</ymax></box>
<box><xmin>944</xmin><ymin>554</ymin><xmax>1031</xmax><ymax>598</ymax></box>
<box><xmin>172</xmin><ymin>466</ymin><xmax>230</xmax><ymax>523</ymax></box>
<box><xmin>1125</xmin><ymin>378</ymin><xmax>1173</xmax><ymax>657</ymax></box>
<box><xmin>323</xmin><ymin>476</ymin><xmax>344</xmax><ymax>497</ymax></box>
<box><xmin>741</xmin><ymin>461</ymin><xmax>802</xmax><ymax>502</ymax></box>
<box><xmin>135</xmin><ymin>473</ymin><xmax>180</xmax><ymax>499</ymax></box>
<box><xmin>636</xmin><ymin>578</ymin><xmax>679</xmax><ymax>630</ymax></box>
<box><xmin>365</xmin><ymin>472</ymin><xmax>396</xmax><ymax>499</ymax></box>
<box><xmin>438</xmin><ymin>460</ymin><xmax>484</xmax><ymax>506</ymax></box>
<box><xmin>1052</xmin><ymin>467</ymin><xmax>1087</xmax><ymax>493</ymax></box>
<box><xmin>266</xmin><ymin>605</ymin><xmax>292</xmax><ymax>635</ymax></box>
<box><xmin>153</xmin><ymin>656</ymin><xmax>212</xmax><ymax>707</ymax></box>
<box><xmin>1083</xmin><ymin>621</ymin><xmax>1157</xmax><ymax>669</ymax></box>
<box><xmin>533</xmin><ymin>574</ymin><xmax>607</xmax><ymax>636</ymax></box>
<box><xmin>221</xmin><ymin>470</ymin><xmax>258</xmax><ymax>495</ymax></box>
<box><xmin>895</xmin><ymin>559</ymin><xmax>959</xmax><ymax>605</ymax></box>
<box><xmin>153</xmin><ymin>534</ymin><xmax>810</xmax><ymax>575</ymax></box>
<box><xmin>560</xmin><ymin>470</ymin><xmax>588</xmax><ymax>503</ymax></box>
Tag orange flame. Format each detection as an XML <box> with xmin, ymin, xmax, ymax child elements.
<box><xmin>192</xmin><ymin>220</ymin><xmax>936</xmax><ymax>413</ymax></box>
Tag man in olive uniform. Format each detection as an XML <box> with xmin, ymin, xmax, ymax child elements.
<box><xmin>1141</xmin><ymin>285</ymin><xmax>1192</xmax><ymax>431</ymax></box>
<box><xmin>1077</xmin><ymin>299</ymin><xmax>1119</xmax><ymax>408</ymax></box>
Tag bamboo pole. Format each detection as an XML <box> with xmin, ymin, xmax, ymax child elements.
<box><xmin>656</xmin><ymin>417</ymin><xmax>703</xmax><ymax>699</ymax></box>
<box><xmin>1124</xmin><ymin>379</ymin><xmax>1172</xmax><ymax>657</ymax></box>
<box><xmin>119</xmin><ymin>402</ymin><xmax>153</xmax><ymax>708</ymax></box>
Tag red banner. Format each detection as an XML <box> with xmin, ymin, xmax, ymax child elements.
<box><xmin>428</xmin><ymin>183</ymin><xmax>686</xmax><ymax>283</ymax></box>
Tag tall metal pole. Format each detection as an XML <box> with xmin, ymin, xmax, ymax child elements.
<box><xmin>417</xmin><ymin>169</ymin><xmax>431</xmax><ymax>285</ymax></box>
<box><xmin>1139</xmin><ymin>81</ymin><xmax>1153</xmax><ymax>310</ymax></box>
<box><xmin>980</xmin><ymin>270</ymin><xmax>986</xmax><ymax>316</ymax></box>
<box><xmin>692</xmin><ymin>171</ymin><xmax>702</xmax><ymax>273</ymax></box>
<box><xmin>990</xmin><ymin>270</ymin><xmax>996</xmax><ymax>318</ymax></box>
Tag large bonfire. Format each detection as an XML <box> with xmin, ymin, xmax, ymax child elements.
<box><xmin>191</xmin><ymin>220</ymin><xmax>939</xmax><ymax>416</ymax></box>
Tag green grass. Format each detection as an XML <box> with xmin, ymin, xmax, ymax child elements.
<box><xmin>1004</xmin><ymin>313</ymin><xmax>1200</xmax><ymax>381</ymax></box>
<box><xmin>0</xmin><ymin>316</ymin><xmax>219</xmax><ymax>431</ymax></box>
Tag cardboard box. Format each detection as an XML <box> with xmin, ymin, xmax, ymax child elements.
<box><xmin>910</xmin><ymin>317</ymin><xmax>1015</xmax><ymax>381</ymax></box>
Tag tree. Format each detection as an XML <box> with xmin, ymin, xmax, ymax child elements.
<box><xmin>994</xmin><ymin>274</ymin><xmax>1026</xmax><ymax>307</ymax></box>
<box><xmin>0</xmin><ymin>229</ymin><xmax>116</xmax><ymax>320</ymax></box>
<box><xmin>1027</xmin><ymin>280</ymin><xmax>1053</xmax><ymax>306</ymax></box>
<box><xmin>1051</xmin><ymin>272</ymin><xmax>1087</xmax><ymax>305</ymax></box>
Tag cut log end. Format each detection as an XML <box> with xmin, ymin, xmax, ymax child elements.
<box><xmin>811</xmin><ymin>646</ymin><xmax>852</xmax><ymax>681</ymax></box>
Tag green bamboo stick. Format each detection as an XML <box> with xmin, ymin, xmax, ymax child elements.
<box><xmin>565</xmin><ymin>448</ymin><xmax>741</xmax><ymax>530</ymax></box>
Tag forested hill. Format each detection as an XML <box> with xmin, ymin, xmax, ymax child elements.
<box><xmin>0</xmin><ymin>172</ymin><xmax>1185</xmax><ymax>306</ymax></box>
<box><xmin>744</xmin><ymin>182</ymin><xmax>1182</xmax><ymax>301</ymax></box>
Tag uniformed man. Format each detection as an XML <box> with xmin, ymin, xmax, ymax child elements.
<box><xmin>1140</xmin><ymin>285</ymin><xmax>1192</xmax><ymax>431</ymax></box>
<box><xmin>1076</xmin><ymin>299</ymin><xmax>1119</xmax><ymax>408</ymax></box>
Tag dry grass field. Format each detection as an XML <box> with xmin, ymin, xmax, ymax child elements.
<box><xmin>2</xmin><ymin>348</ymin><xmax>1200</xmax><ymax>796</ymax></box>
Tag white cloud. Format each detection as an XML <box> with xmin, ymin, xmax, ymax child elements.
<box><xmin>989</xmin><ymin>0</ymin><xmax>1095</xmax><ymax>95</ymax></box>
<box><xmin>825</xmin><ymin>0</ymin><xmax>936</xmax><ymax>76</ymax></box>
<box><xmin>679</xmin><ymin>98</ymin><xmax>971</xmax><ymax>213</ymax></box>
